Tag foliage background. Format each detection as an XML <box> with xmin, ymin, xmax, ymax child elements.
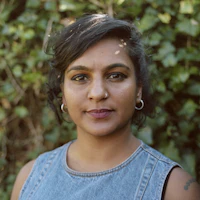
<box><xmin>0</xmin><ymin>0</ymin><xmax>200</xmax><ymax>199</ymax></box>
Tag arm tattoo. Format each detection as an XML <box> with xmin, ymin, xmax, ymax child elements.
<box><xmin>184</xmin><ymin>178</ymin><xmax>196</xmax><ymax>190</ymax></box>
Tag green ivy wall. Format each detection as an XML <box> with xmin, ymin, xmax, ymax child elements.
<box><xmin>0</xmin><ymin>0</ymin><xmax>200</xmax><ymax>199</ymax></box>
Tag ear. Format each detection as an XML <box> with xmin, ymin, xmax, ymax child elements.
<box><xmin>60</xmin><ymin>83</ymin><xmax>67</xmax><ymax>106</ymax></box>
<box><xmin>136</xmin><ymin>86</ymin><xmax>142</xmax><ymax>104</ymax></box>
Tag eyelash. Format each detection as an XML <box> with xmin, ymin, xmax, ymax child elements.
<box><xmin>107</xmin><ymin>72</ymin><xmax>127</xmax><ymax>81</ymax></box>
<box><xmin>71</xmin><ymin>72</ymin><xmax>127</xmax><ymax>82</ymax></box>
<box><xmin>71</xmin><ymin>74</ymin><xmax>88</xmax><ymax>82</ymax></box>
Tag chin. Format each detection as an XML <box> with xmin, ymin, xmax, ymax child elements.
<box><xmin>86</xmin><ymin>126</ymin><xmax>120</xmax><ymax>138</ymax></box>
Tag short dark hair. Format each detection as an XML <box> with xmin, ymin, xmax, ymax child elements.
<box><xmin>47</xmin><ymin>14</ymin><xmax>155</xmax><ymax>125</ymax></box>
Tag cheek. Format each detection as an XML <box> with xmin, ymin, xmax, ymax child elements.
<box><xmin>117</xmin><ymin>82</ymin><xmax>137</xmax><ymax>100</ymax></box>
<box><xmin>63</xmin><ymin>83</ymin><xmax>84</xmax><ymax>110</ymax></box>
<box><xmin>120</xmin><ymin>85</ymin><xmax>137</xmax><ymax>109</ymax></box>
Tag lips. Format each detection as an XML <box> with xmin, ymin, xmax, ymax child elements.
<box><xmin>86</xmin><ymin>109</ymin><xmax>113</xmax><ymax>119</ymax></box>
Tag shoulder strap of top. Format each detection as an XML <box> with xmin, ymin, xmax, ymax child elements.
<box><xmin>135</xmin><ymin>142</ymin><xmax>181</xmax><ymax>200</ymax></box>
<box><xmin>135</xmin><ymin>154</ymin><xmax>158</xmax><ymax>200</ymax></box>
<box><xmin>19</xmin><ymin>144</ymin><xmax>66</xmax><ymax>200</ymax></box>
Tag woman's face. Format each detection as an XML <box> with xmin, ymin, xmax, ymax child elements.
<box><xmin>62</xmin><ymin>38</ymin><xmax>142</xmax><ymax>137</ymax></box>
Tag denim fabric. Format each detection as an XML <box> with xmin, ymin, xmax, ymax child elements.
<box><xmin>19</xmin><ymin>141</ymin><xmax>180</xmax><ymax>200</ymax></box>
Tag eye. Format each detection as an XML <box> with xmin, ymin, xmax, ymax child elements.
<box><xmin>71</xmin><ymin>74</ymin><xmax>88</xmax><ymax>82</ymax></box>
<box><xmin>108</xmin><ymin>72</ymin><xmax>127</xmax><ymax>81</ymax></box>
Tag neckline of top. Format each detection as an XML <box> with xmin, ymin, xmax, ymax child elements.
<box><xmin>62</xmin><ymin>140</ymin><xmax>144</xmax><ymax>177</ymax></box>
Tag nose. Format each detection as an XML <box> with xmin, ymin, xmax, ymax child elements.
<box><xmin>88</xmin><ymin>77</ymin><xmax>108</xmax><ymax>101</ymax></box>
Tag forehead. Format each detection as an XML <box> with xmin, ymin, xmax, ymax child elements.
<box><xmin>68</xmin><ymin>38</ymin><xmax>134</xmax><ymax>69</ymax></box>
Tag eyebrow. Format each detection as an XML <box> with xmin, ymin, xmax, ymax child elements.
<box><xmin>66</xmin><ymin>63</ymin><xmax>131</xmax><ymax>74</ymax></box>
<box><xmin>106</xmin><ymin>63</ymin><xmax>131</xmax><ymax>72</ymax></box>
<box><xmin>66</xmin><ymin>65</ymin><xmax>91</xmax><ymax>73</ymax></box>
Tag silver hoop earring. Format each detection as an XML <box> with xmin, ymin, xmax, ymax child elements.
<box><xmin>61</xmin><ymin>103</ymin><xmax>72</xmax><ymax>123</ymax></box>
<box><xmin>61</xmin><ymin>103</ymin><xmax>67</xmax><ymax>113</ymax></box>
<box><xmin>135</xmin><ymin>100</ymin><xmax>144</xmax><ymax>110</ymax></box>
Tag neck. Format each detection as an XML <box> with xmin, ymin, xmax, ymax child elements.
<box><xmin>67</xmin><ymin>125</ymin><xmax>140</xmax><ymax>172</ymax></box>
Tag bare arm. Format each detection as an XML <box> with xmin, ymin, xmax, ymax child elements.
<box><xmin>164</xmin><ymin>167</ymin><xmax>200</xmax><ymax>200</ymax></box>
<box><xmin>10</xmin><ymin>160</ymin><xmax>35</xmax><ymax>200</ymax></box>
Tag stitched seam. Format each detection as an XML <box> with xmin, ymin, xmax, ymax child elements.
<box><xmin>140</xmin><ymin>144</ymin><xmax>180</xmax><ymax>166</ymax></box>
<box><xmin>64</xmin><ymin>145</ymin><xmax>143</xmax><ymax>177</ymax></box>
<box><xmin>140</xmin><ymin>157</ymin><xmax>158</xmax><ymax>200</ymax></box>
<box><xmin>135</xmin><ymin>155</ymin><xmax>158</xmax><ymax>200</ymax></box>
<box><xmin>134</xmin><ymin>155</ymin><xmax>150</xmax><ymax>200</ymax></box>
<box><xmin>25</xmin><ymin>149</ymin><xmax>59</xmax><ymax>200</ymax></box>
<box><xmin>19</xmin><ymin>160</ymin><xmax>38</xmax><ymax>199</ymax></box>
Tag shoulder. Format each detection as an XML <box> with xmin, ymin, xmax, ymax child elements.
<box><xmin>140</xmin><ymin>143</ymin><xmax>200</xmax><ymax>199</ymax></box>
<box><xmin>163</xmin><ymin>167</ymin><xmax>200</xmax><ymax>200</ymax></box>
<box><xmin>10</xmin><ymin>143</ymin><xmax>69</xmax><ymax>200</ymax></box>
<box><xmin>10</xmin><ymin>160</ymin><xmax>35</xmax><ymax>200</ymax></box>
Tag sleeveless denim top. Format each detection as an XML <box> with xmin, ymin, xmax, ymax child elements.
<box><xmin>19</xmin><ymin>141</ymin><xmax>180</xmax><ymax>200</ymax></box>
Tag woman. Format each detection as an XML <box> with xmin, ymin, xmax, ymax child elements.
<box><xmin>11</xmin><ymin>14</ymin><xmax>200</xmax><ymax>200</ymax></box>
